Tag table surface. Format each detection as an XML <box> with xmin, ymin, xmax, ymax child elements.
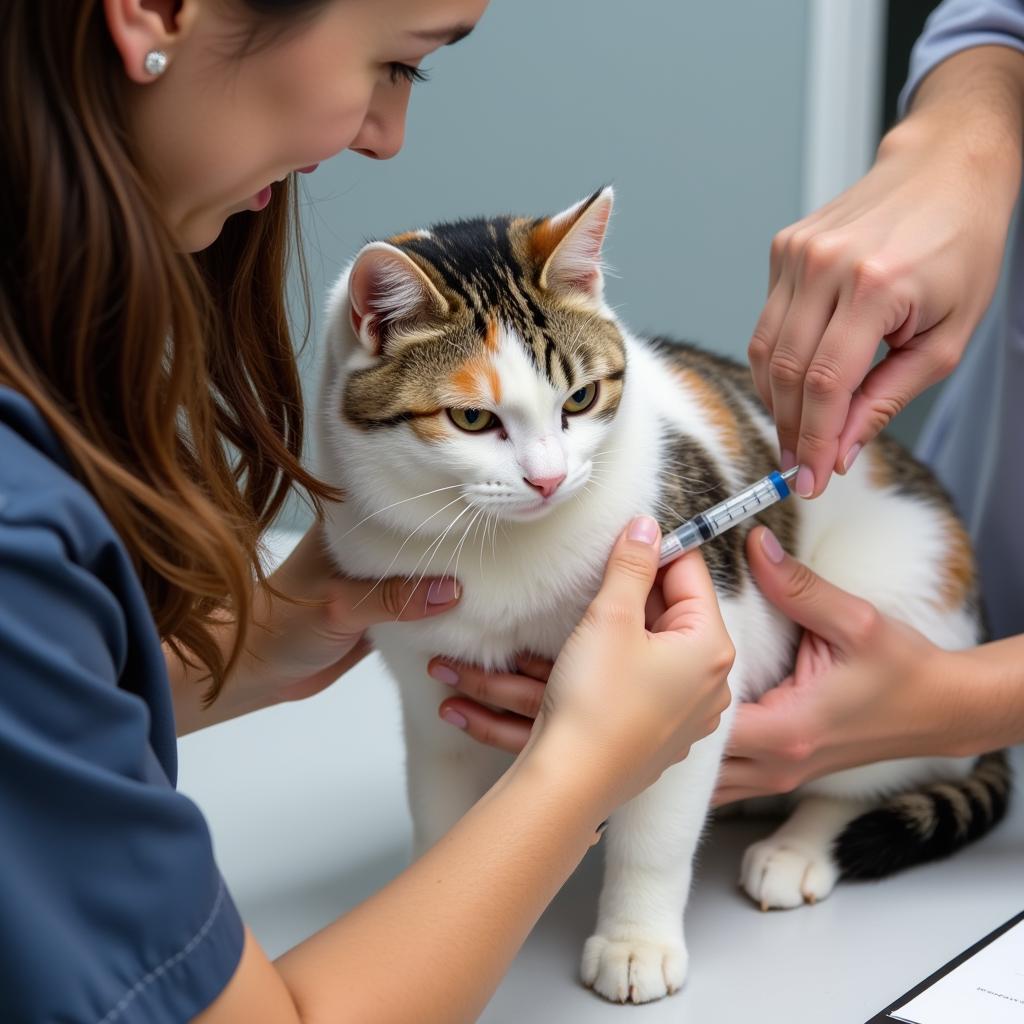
<box><xmin>178</xmin><ymin>533</ymin><xmax>1024</xmax><ymax>1024</ymax></box>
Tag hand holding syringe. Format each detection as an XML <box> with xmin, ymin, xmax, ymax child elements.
<box><xmin>659</xmin><ymin>466</ymin><xmax>800</xmax><ymax>568</ymax></box>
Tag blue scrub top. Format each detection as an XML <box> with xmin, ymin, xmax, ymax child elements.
<box><xmin>0</xmin><ymin>387</ymin><xmax>244</xmax><ymax>1022</ymax></box>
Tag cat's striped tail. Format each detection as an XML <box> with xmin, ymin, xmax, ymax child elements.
<box><xmin>834</xmin><ymin>751</ymin><xmax>1013</xmax><ymax>880</ymax></box>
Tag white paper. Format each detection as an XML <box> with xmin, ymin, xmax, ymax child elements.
<box><xmin>890</xmin><ymin>917</ymin><xmax>1024</xmax><ymax>1023</ymax></box>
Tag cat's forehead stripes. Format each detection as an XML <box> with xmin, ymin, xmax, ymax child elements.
<box><xmin>391</xmin><ymin>215</ymin><xmax>624</xmax><ymax>391</ymax></box>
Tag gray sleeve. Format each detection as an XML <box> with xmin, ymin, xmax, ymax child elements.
<box><xmin>899</xmin><ymin>0</ymin><xmax>1024</xmax><ymax>115</ymax></box>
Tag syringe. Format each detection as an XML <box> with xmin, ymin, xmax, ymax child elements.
<box><xmin>658</xmin><ymin>466</ymin><xmax>800</xmax><ymax>568</ymax></box>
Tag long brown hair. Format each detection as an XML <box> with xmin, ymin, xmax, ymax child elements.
<box><xmin>0</xmin><ymin>1</ymin><xmax>335</xmax><ymax>704</ymax></box>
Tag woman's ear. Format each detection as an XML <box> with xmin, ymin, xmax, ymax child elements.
<box><xmin>348</xmin><ymin>243</ymin><xmax>449</xmax><ymax>356</ymax></box>
<box><xmin>102</xmin><ymin>0</ymin><xmax>199</xmax><ymax>83</ymax></box>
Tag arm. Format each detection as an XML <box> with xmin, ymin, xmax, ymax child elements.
<box><xmin>748</xmin><ymin>42</ymin><xmax>1024</xmax><ymax>498</ymax></box>
<box><xmin>195</xmin><ymin>519</ymin><xmax>733</xmax><ymax>1023</ymax></box>
<box><xmin>207</xmin><ymin>750</ymin><xmax>605</xmax><ymax>1024</ymax></box>
<box><xmin>169</xmin><ymin>524</ymin><xmax>460</xmax><ymax>736</ymax></box>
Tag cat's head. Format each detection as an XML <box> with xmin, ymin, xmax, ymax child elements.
<box><xmin>323</xmin><ymin>188</ymin><xmax>627</xmax><ymax>531</ymax></box>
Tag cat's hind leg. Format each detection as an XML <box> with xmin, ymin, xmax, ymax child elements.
<box><xmin>739</xmin><ymin>795</ymin><xmax>871</xmax><ymax>910</ymax></box>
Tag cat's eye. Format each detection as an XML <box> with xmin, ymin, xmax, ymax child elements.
<box><xmin>563</xmin><ymin>382</ymin><xmax>599</xmax><ymax>415</ymax></box>
<box><xmin>448</xmin><ymin>408</ymin><xmax>498</xmax><ymax>433</ymax></box>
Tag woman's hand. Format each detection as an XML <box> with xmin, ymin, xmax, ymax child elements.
<box><xmin>436</xmin><ymin>516</ymin><xmax>734</xmax><ymax>816</ymax></box>
<box><xmin>713</xmin><ymin>527</ymin><xmax>956</xmax><ymax>805</ymax></box>
<box><xmin>748</xmin><ymin>47</ymin><xmax>1024</xmax><ymax>498</ymax></box>
<box><xmin>170</xmin><ymin>523</ymin><xmax>461</xmax><ymax>734</ymax></box>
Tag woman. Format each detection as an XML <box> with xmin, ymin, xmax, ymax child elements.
<box><xmin>0</xmin><ymin>1</ymin><xmax>734</xmax><ymax>1021</ymax></box>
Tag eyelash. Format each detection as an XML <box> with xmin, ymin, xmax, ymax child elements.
<box><xmin>389</xmin><ymin>63</ymin><xmax>431</xmax><ymax>86</ymax></box>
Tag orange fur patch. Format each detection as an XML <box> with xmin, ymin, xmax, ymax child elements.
<box><xmin>939</xmin><ymin>514</ymin><xmax>975</xmax><ymax>610</ymax></box>
<box><xmin>451</xmin><ymin>354</ymin><xmax>501</xmax><ymax>406</ymax></box>
<box><xmin>529</xmin><ymin>218</ymin><xmax>565</xmax><ymax>266</ymax></box>
<box><xmin>675</xmin><ymin>368</ymin><xmax>742</xmax><ymax>458</ymax></box>
<box><xmin>409</xmin><ymin>414</ymin><xmax>448</xmax><ymax>444</ymax></box>
<box><xmin>388</xmin><ymin>230</ymin><xmax>421</xmax><ymax>246</ymax></box>
<box><xmin>866</xmin><ymin>447</ymin><xmax>892</xmax><ymax>490</ymax></box>
<box><xmin>484</xmin><ymin>317</ymin><xmax>499</xmax><ymax>353</ymax></box>
<box><xmin>486</xmin><ymin>364</ymin><xmax>502</xmax><ymax>405</ymax></box>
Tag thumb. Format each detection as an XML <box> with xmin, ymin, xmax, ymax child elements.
<box><xmin>746</xmin><ymin>526</ymin><xmax>876</xmax><ymax>647</ymax></box>
<box><xmin>590</xmin><ymin>516</ymin><xmax>662</xmax><ymax>628</ymax></box>
<box><xmin>327</xmin><ymin>574</ymin><xmax>461</xmax><ymax>632</ymax></box>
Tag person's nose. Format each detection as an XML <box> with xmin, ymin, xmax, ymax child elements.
<box><xmin>524</xmin><ymin>473</ymin><xmax>566</xmax><ymax>499</ymax></box>
<box><xmin>349</xmin><ymin>86</ymin><xmax>410</xmax><ymax>161</ymax></box>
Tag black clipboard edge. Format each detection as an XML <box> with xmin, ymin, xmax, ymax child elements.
<box><xmin>865</xmin><ymin>908</ymin><xmax>1024</xmax><ymax>1023</ymax></box>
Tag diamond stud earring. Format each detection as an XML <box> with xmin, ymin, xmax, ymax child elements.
<box><xmin>143</xmin><ymin>50</ymin><xmax>169</xmax><ymax>77</ymax></box>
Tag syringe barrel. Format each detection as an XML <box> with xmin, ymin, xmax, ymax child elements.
<box><xmin>701</xmin><ymin>475</ymin><xmax>784</xmax><ymax>537</ymax></box>
<box><xmin>657</xmin><ymin>471</ymin><xmax>792</xmax><ymax>568</ymax></box>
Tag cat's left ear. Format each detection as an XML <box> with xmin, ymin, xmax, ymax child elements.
<box><xmin>347</xmin><ymin>242</ymin><xmax>449</xmax><ymax>356</ymax></box>
<box><xmin>531</xmin><ymin>186</ymin><xmax>614</xmax><ymax>301</ymax></box>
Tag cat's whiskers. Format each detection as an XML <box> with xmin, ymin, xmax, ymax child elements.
<box><xmin>337</xmin><ymin>483</ymin><xmax>467</xmax><ymax>540</ymax></box>
<box><xmin>401</xmin><ymin>501</ymin><xmax>477</xmax><ymax>596</ymax></box>
<box><xmin>404</xmin><ymin>504</ymin><xmax>485</xmax><ymax>620</ymax></box>
<box><xmin>350</xmin><ymin>494</ymin><xmax>466</xmax><ymax>613</ymax></box>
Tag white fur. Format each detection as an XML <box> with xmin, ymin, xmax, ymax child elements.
<box><xmin>315</xmin><ymin>255</ymin><xmax>979</xmax><ymax>1005</ymax></box>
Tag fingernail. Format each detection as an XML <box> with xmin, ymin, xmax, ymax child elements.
<box><xmin>627</xmin><ymin>515</ymin><xmax>659</xmax><ymax>545</ymax></box>
<box><xmin>426</xmin><ymin>577</ymin><xmax>460</xmax><ymax>605</ymax></box>
<box><xmin>780</xmin><ymin>449</ymin><xmax>796</xmax><ymax>472</ymax></box>
<box><xmin>429</xmin><ymin>663</ymin><xmax>460</xmax><ymax>687</ymax></box>
<box><xmin>795</xmin><ymin>466</ymin><xmax>814</xmax><ymax>498</ymax></box>
<box><xmin>761</xmin><ymin>528</ymin><xmax>785</xmax><ymax>564</ymax></box>
<box><xmin>441</xmin><ymin>708</ymin><xmax>468</xmax><ymax>729</ymax></box>
<box><xmin>842</xmin><ymin>443</ymin><xmax>862</xmax><ymax>473</ymax></box>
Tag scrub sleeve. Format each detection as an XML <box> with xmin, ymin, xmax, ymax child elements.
<box><xmin>0</xmin><ymin>387</ymin><xmax>244</xmax><ymax>1023</ymax></box>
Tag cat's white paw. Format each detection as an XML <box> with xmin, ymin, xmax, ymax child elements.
<box><xmin>580</xmin><ymin>931</ymin><xmax>688</xmax><ymax>1004</ymax></box>
<box><xmin>740</xmin><ymin>837</ymin><xmax>839</xmax><ymax>910</ymax></box>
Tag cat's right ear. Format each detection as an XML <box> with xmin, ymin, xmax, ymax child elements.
<box><xmin>347</xmin><ymin>242</ymin><xmax>449</xmax><ymax>356</ymax></box>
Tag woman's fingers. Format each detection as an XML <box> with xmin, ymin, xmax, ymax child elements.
<box><xmin>327</xmin><ymin>574</ymin><xmax>461</xmax><ymax>633</ymax></box>
<box><xmin>437</xmin><ymin>697</ymin><xmax>533</xmax><ymax>755</ymax></box>
<box><xmin>428</xmin><ymin>657</ymin><xmax>547</xmax><ymax>719</ymax></box>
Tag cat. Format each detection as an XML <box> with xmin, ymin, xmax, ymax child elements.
<box><xmin>314</xmin><ymin>188</ymin><xmax>1011</xmax><ymax>1005</ymax></box>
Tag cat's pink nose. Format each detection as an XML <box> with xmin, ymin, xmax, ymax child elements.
<box><xmin>525</xmin><ymin>474</ymin><xmax>566</xmax><ymax>499</ymax></box>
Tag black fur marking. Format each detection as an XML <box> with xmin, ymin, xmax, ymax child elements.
<box><xmin>835</xmin><ymin>751</ymin><xmax>1012</xmax><ymax>880</ymax></box>
<box><xmin>657</xmin><ymin>436</ymin><xmax>743</xmax><ymax>596</ymax></box>
<box><xmin>544</xmin><ymin>339</ymin><xmax>557</xmax><ymax>387</ymax></box>
<box><xmin>557</xmin><ymin>349</ymin><xmax>574</xmax><ymax>390</ymax></box>
<box><xmin>644</xmin><ymin>334</ymin><xmax>798</xmax><ymax>554</ymax></box>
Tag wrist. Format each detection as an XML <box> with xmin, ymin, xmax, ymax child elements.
<box><xmin>892</xmin><ymin>47</ymin><xmax>1024</xmax><ymax>191</ymax></box>
<box><xmin>510</xmin><ymin>730</ymin><xmax>618</xmax><ymax>837</ymax></box>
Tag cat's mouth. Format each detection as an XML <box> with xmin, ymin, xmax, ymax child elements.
<box><xmin>463</xmin><ymin>462</ymin><xmax>593</xmax><ymax>523</ymax></box>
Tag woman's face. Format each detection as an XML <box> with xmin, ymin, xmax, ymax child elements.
<box><xmin>114</xmin><ymin>0</ymin><xmax>488</xmax><ymax>252</ymax></box>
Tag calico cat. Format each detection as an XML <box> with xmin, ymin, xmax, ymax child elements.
<box><xmin>315</xmin><ymin>188</ymin><xmax>1011</xmax><ymax>1004</ymax></box>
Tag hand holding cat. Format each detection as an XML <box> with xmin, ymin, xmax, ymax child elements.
<box><xmin>713</xmin><ymin>527</ymin><xmax>952</xmax><ymax>805</ymax></box>
<box><xmin>173</xmin><ymin>523</ymin><xmax>462</xmax><ymax>731</ymax></box>
<box><xmin>438</xmin><ymin>516</ymin><xmax>735</xmax><ymax>818</ymax></box>
<box><xmin>748</xmin><ymin>47</ymin><xmax>1024</xmax><ymax>499</ymax></box>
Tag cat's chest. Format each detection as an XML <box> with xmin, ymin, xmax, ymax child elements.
<box><xmin>370</xmin><ymin>594</ymin><xmax>587</xmax><ymax>669</ymax></box>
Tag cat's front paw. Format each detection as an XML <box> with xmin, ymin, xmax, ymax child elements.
<box><xmin>740</xmin><ymin>837</ymin><xmax>839</xmax><ymax>910</ymax></box>
<box><xmin>580</xmin><ymin>930</ymin><xmax>688</xmax><ymax>1004</ymax></box>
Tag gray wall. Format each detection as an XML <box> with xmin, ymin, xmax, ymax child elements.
<box><xmin>284</xmin><ymin>0</ymin><xmax>811</xmax><ymax>527</ymax></box>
